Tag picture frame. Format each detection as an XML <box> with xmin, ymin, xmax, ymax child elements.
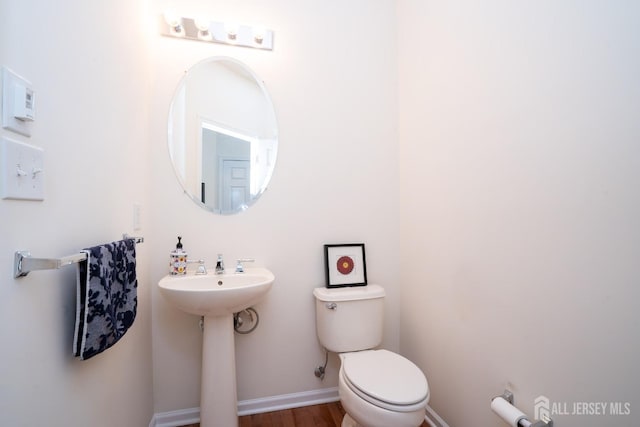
<box><xmin>324</xmin><ymin>243</ymin><xmax>367</xmax><ymax>288</ymax></box>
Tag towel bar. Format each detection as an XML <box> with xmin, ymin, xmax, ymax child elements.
<box><xmin>123</xmin><ymin>235</ymin><xmax>144</xmax><ymax>244</ymax></box>
<box><xmin>14</xmin><ymin>234</ymin><xmax>144</xmax><ymax>278</ymax></box>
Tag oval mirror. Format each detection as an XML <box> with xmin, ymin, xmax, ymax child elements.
<box><xmin>168</xmin><ymin>57</ymin><xmax>278</xmax><ymax>214</ymax></box>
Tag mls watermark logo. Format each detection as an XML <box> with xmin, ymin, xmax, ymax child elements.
<box><xmin>534</xmin><ymin>395</ymin><xmax>631</xmax><ymax>418</ymax></box>
<box><xmin>534</xmin><ymin>395</ymin><xmax>551</xmax><ymax>422</ymax></box>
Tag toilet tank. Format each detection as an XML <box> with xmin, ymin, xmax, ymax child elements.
<box><xmin>313</xmin><ymin>285</ymin><xmax>385</xmax><ymax>353</ymax></box>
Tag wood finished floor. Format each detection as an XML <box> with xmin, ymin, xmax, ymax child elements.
<box><xmin>180</xmin><ymin>401</ymin><xmax>430</xmax><ymax>426</ymax></box>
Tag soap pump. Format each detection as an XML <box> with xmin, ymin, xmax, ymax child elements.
<box><xmin>170</xmin><ymin>236</ymin><xmax>188</xmax><ymax>275</ymax></box>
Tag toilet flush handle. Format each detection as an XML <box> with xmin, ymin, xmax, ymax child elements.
<box><xmin>326</xmin><ymin>303</ymin><xmax>337</xmax><ymax>310</ymax></box>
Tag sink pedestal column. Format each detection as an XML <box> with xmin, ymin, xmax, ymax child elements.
<box><xmin>201</xmin><ymin>315</ymin><xmax>238</xmax><ymax>427</ymax></box>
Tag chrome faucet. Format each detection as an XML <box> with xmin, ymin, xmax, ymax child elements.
<box><xmin>235</xmin><ymin>258</ymin><xmax>255</xmax><ymax>273</ymax></box>
<box><xmin>215</xmin><ymin>254</ymin><xmax>225</xmax><ymax>275</ymax></box>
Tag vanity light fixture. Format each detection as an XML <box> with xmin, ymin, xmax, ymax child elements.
<box><xmin>159</xmin><ymin>12</ymin><xmax>274</xmax><ymax>50</ymax></box>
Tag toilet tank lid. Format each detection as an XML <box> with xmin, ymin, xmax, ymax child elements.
<box><xmin>313</xmin><ymin>284</ymin><xmax>385</xmax><ymax>302</ymax></box>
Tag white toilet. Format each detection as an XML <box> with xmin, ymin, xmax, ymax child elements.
<box><xmin>313</xmin><ymin>285</ymin><xmax>429</xmax><ymax>427</ymax></box>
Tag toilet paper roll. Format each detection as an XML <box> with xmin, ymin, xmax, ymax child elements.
<box><xmin>491</xmin><ymin>396</ymin><xmax>527</xmax><ymax>427</ymax></box>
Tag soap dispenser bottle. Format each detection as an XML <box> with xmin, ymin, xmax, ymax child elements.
<box><xmin>170</xmin><ymin>236</ymin><xmax>188</xmax><ymax>275</ymax></box>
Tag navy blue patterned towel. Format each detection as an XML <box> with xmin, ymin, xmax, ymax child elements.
<box><xmin>73</xmin><ymin>239</ymin><xmax>138</xmax><ymax>360</ymax></box>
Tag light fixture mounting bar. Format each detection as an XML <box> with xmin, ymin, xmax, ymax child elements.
<box><xmin>159</xmin><ymin>14</ymin><xmax>274</xmax><ymax>51</ymax></box>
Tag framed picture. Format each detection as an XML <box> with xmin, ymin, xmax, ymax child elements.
<box><xmin>324</xmin><ymin>243</ymin><xmax>367</xmax><ymax>288</ymax></box>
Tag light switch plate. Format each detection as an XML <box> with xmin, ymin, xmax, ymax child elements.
<box><xmin>0</xmin><ymin>137</ymin><xmax>44</xmax><ymax>201</ymax></box>
<box><xmin>2</xmin><ymin>67</ymin><xmax>34</xmax><ymax>137</ymax></box>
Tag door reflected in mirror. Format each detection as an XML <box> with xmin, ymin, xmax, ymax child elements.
<box><xmin>168</xmin><ymin>57</ymin><xmax>278</xmax><ymax>214</ymax></box>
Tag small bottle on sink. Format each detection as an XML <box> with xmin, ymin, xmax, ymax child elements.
<box><xmin>170</xmin><ymin>236</ymin><xmax>188</xmax><ymax>275</ymax></box>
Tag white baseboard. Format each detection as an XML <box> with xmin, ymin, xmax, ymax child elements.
<box><xmin>149</xmin><ymin>388</ymin><xmax>450</xmax><ymax>427</ymax></box>
<box><xmin>149</xmin><ymin>406</ymin><xmax>200</xmax><ymax>427</ymax></box>
<box><xmin>149</xmin><ymin>387</ymin><xmax>339</xmax><ymax>427</ymax></box>
<box><xmin>237</xmin><ymin>386</ymin><xmax>339</xmax><ymax>416</ymax></box>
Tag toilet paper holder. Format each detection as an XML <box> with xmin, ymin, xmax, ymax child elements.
<box><xmin>492</xmin><ymin>390</ymin><xmax>553</xmax><ymax>427</ymax></box>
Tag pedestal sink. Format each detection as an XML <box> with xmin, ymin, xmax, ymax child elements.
<box><xmin>158</xmin><ymin>268</ymin><xmax>275</xmax><ymax>427</ymax></box>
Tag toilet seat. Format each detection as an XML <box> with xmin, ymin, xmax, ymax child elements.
<box><xmin>341</xmin><ymin>350</ymin><xmax>429</xmax><ymax>412</ymax></box>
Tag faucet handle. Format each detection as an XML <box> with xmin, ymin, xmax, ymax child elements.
<box><xmin>235</xmin><ymin>258</ymin><xmax>255</xmax><ymax>273</ymax></box>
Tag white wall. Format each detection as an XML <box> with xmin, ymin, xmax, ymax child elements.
<box><xmin>398</xmin><ymin>1</ymin><xmax>640</xmax><ymax>426</ymax></box>
<box><xmin>149</xmin><ymin>0</ymin><xmax>399</xmax><ymax>413</ymax></box>
<box><xmin>0</xmin><ymin>0</ymin><xmax>153</xmax><ymax>426</ymax></box>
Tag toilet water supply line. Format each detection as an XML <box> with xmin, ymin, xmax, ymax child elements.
<box><xmin>315</xmin><ymin>349</ymin><xmax>329</xmax><ymax>380</ymax></box>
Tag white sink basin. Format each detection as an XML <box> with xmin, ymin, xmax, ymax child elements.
<box><xmin>158</xmin><ymin>267</ymin><xmax>274</xmax><ymax>317</ymax></box>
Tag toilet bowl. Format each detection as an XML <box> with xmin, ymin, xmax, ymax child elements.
<box><xmin>313</xmin><ymin>285</ymin><xmax>430</xmax><ymax>427</ymax></box>
<box><xmin>338</xmin><ymin>350</ymin><xmax>429</xmax><ymax>427</ymax></box>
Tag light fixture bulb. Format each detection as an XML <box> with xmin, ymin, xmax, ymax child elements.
<box><xmin>195</xmin><ymin>18</ymin><xmax>212</xmax><ymax>41</ymax></box>
<box><xmin>163</xmin><ymin>10</ymin><xmax>181</xmax><ymax>29</ymax></box>
<box><xmin>194</xmin><ymin>18</ymin><xmax>210</xmax><ymax>33</ymax></box>
<box><xmin>253</xmin><ymin>27</ymin><xmax>265</xmax><ymax>45</ymax></box>
<box><xmin>225</xmin><ymin>23</ymin><xmax>239</xmax><ymax>40</ymax></box>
